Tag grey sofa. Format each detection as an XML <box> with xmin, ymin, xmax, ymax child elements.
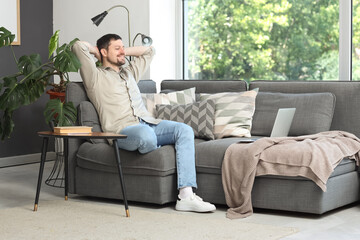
<box><xmin>66</xmin><ymin>80</ymin><xmax>360</xmax><ymax>214</ymax></box>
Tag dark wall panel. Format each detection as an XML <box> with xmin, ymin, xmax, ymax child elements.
<box><xmin>0</xmin><ymin>0</ymin><xmax>53</xmax><ymax>157</ymax></box>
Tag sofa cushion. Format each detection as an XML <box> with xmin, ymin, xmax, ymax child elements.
<box><xmin>251</xmin><ymin>92</ymin><xmax>336</xmax><ymax>136</ymax></box>
<box><xmin>195</xmin><ymin>138</ymin><xmax>357</xmax><ymax>178</ymax></box>
<box><xmin>78</xmin><ymin>101</ymin><xmax>106</xmax><ymax>144</ymax></box>
<box><xmin>141</xmin><ymin>87</ymin><xmax>196</xmax><ymax>117</ymax></box>
<box><xmin>199</xmin><ymin>89</ymin><xmax>258</xmax><ymax>138</ymax></box>
<box><xmin>76</xmin><ymin>142</ymin><xmax>176</xmax><ymax>176</ymax></box>
<box><xmin>156</xmin><ymin>99</ymin><xmax>216</xmax><ymax>140</ymax></box>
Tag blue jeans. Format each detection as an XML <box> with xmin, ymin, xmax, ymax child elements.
<box><xmin>117</xmin><ymin>120</ymin><xmax>197</xmax><ymax>189</ymax></box>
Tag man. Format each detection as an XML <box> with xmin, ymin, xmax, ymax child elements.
<box><xmin>72</xmin><ymin>34</ymin><xmax>216</xmax><ymax>213</ymax></box>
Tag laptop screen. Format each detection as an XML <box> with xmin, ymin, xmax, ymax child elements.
<box><xmin>270</xmin><ymin>108</ymin><xmax>296</xmax><ymax>137</ymax></box>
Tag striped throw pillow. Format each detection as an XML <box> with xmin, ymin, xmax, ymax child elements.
<box><xmin>200</xmin><ymin>89</ymin><xmax>258</xmax><ymax>139</ymax></box>
<box><xmin>141</xmin><ymin>88</ymin><xmax>196</xmax><ymax>118</ymax></box>
<box><xmin>156</xmin><ymin>99</ymin><xmax>216</xmax><ymax>140</ymax></box>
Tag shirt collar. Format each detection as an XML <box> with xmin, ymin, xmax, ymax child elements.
<box><xmin>100</xmin><ymin>66</ymin><xmax>122</xmax><ymax>73</ymax></box>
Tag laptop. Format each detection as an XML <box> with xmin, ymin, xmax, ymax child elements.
<box><xmin>238</xmin><ymin>108</ymin><xmax>296</xmax><ymax>143</ymax></box>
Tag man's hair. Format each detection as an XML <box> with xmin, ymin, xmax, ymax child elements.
<box><xmin>96</xmin><ymin>34</ymin><xmax>122</xmax><ymax>62</ymax></box>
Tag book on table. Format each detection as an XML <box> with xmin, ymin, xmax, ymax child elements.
<box><xmin>53</xmin><ymin>126</ymin><xmax>93</xmax><ymax>134</ymax></box>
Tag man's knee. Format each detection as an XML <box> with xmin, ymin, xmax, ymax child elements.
<box><xmin>138</xmin><ymin>132</ymin><xmax>158</xmax><ymax>153</ymax></box>
<box><xmin>175</xmin><ymin>122</ymin><xmax>194</xmax><ymax>139</ymax></box>
<box><xmin>120</xmin><ymin>124</ymin><xmax>158</xmax><ymax>154</ymax></box>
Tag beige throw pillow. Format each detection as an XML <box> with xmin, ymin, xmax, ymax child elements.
<box><xmin>142</xmin><ymin>88</ymin><xmax>196</xmax><ymax>117</ymax></box>
<box><xmin>200</xmin><ymin>89</ymin><xmax>258</xmax><ymax>139</ymax></box>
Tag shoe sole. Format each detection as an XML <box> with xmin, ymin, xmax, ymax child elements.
<box><xmin>175</xmin><ymin>204</ymin><xmax>216</xmax><ymax>213</ymax></box>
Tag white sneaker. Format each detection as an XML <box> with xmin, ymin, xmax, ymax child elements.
<box><xmin>175</xmin><ymin>193</ymin><xmax>216</xmax><ymax>212</ymax></box>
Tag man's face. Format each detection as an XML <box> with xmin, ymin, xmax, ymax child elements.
<box><xmin>102</xmin><ymin>39</ymin><xmax>126</xmax><ymax>66</ymax></box>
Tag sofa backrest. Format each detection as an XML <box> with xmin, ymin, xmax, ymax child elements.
<box><xmin>161</xmin><ymin>80</ymin><xmax>248</xmax><ymax>93</ymax></box>
<box><xmin>249</xmin><ymin>81</ymin><xmax>360</xmax><ymax>138</ymax></box>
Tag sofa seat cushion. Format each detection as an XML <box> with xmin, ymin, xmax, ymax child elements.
<box><xmin>257</xmin><ymin>158</ymin><xmax>356</xmax><ymax>181</ymax></box>
<box><xmin>195</xmin><ymin>137</ymin><xmax>262</xmax><ymax>174</ymax></box>
<box><xmin>251</xmin><ymin>92</ymin><xmax>336</xmax><ymax>136</ymax></box>
<box><xmin>195</xmin><ymin>138</ymin><xmax>357</xmax><ymax>179</ymax></box>
<box><xmin>76</xmin><ymin>142</ymin><xmax>176</xmax><ymax>176</ymax></box>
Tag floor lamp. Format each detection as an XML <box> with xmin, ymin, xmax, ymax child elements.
<box><xmin>91</xmin><ymin>5</ymin><xmax>131</xmax><ymax>48</ymax></box>
<box><xmin>132</xmin><ymin>33</ymin><xmax>153</xmax><ymax>47</ymax></box>
<box><xmin>91</xmin><ymin>5</ymin><xmax>153</xmax><ymax>47</ymax></box>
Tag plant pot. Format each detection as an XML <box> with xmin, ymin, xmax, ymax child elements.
<box><xmin>46</xmin><ymin>90</ymin><xmax>65</xmax><ymax>103</ymax></box>
<box><xmin>46</xmin><ymin>90</ymin><xmax>66</xmax><ymax>121</ymax></box>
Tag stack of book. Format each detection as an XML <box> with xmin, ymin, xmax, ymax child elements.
<box><xmin>53</xmin><ymin>126</ymin><xmax>93</xmax><ymax>134</ymax></box>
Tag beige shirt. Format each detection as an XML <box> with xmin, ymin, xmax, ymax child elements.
<box><xmin>72</xmin><ymin>41</ymin><xmax>161</xmax><ymax>134</ymax></box>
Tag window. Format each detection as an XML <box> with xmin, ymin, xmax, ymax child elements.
<box><xmin>183</xmin><ymin>0</ymin><xmax>341</xmax><ymax>81</ymax></box>
<box><xmin>353</xmin><ymin>0</ymin><xmax>360</xmax><ymax>80</ymax></box>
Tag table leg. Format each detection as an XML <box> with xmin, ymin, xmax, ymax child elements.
<box><xmin>34</xmin><ymin>137</ymin><xmax>49</xmax><ymax>211</ymax></box>
<box><xmin>63</xmin><ymin>138</ymin><xmax>69</xmax><ymax>201</ymax></box>
<box><xmin>113</xmin><ymin>140</ymin><xmax>130</xmax><ymax>217</ymax></box>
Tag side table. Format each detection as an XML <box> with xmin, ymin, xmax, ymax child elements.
<box><xmin>34</xmin><ymin>131</ymin><xmax>130</xmax><ymax>217</ymax></box>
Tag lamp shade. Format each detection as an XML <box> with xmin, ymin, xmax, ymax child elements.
<box><xmin>91</xmin><ymin>11</ymin><xmax>108</xmax><ymax>26</ymax></box>
<box><xmin>132</xmin><ymin>33</ymin><xmax>153</xmax><ymax>47</ymax></box>
<box><xmin>141</xmin><ymin>34</ymin><xmax>153</xmax><ymax>46</ymax></box>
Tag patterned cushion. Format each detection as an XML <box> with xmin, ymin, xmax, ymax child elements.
<box><xmin>155</xmin><ymin>99</ymin><xmax>216</xmax><ymax>140</ymax></box>
<box><xmin>142</xmin><ymin>88</ymin><xmax>196</xmax><ymax>117</ymax></box>
<box><xmin>200</xmin><ymin>89</ymin><xmax>258</xmax><ymax>139</ymax></box>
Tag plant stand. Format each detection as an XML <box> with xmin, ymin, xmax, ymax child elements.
<box><xmin>44</xmin><ymin>90</ymin><xmax>66</xmax><ymax>188</ymax></box>
<box><xmin>45</xmin><ymin>137</ymin><xmax>65</xmax><ymax>188</ymax></box>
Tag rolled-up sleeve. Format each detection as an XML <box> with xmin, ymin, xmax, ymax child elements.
<box><xmin>72</xmin><ymin>41</ymin><xmax>98</xmax><ymax>89</ymax></box>
<box><xmin>125</xmin><ymin>46</ymin><xmax>155</xmax><ymax>83</ymax></box>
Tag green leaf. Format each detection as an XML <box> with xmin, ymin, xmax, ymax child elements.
<box><xmin>3</xmin><ymin>76</ymin><xmax>17</xmax><ymax>88</ymax></box>
<box><xmin>0</xmin><ymin>77</ymin><xmax>47</xmax><ymax>111</ymax></box>
<box><xmin>61</xmin><ymin>101</ymin><xmax>77</xmax><ymax>126</ymax></box>
<box><xmin>21</xmin><ymin>78</ymin><xmax>47</xmax><ymax>105</ymax></box>
<box><xmin>0</xmin><ymin>110</ymin><xmax>15</xmax><ymax>140</ymax></box>
<box><xmin>44</xmin><ymin>99</ymin><xmax>77</xmax><ymax>127</ymax></box>
<box><xmin>48</xmin><ymin>30</ymin><xmax>60</xmax><ymax>59</ymax></box>
<box><xmin>0</xmin><ymin>27</ymin><xmax>15</xmax><ymax>48</ymax></box>
<box><xmin>0</xmin><ymin>87</ymin><xmax>20</xmax><ymax>111</ymax></box>
<box><xmin>18</xmin><ymin>54</ymin><xmax>43</xmax><ymax>77</ymax></box>
<box><xmin>54</xmin><ymin>48</ymin><xmax>81</xmax><ymax>73</ymax></box>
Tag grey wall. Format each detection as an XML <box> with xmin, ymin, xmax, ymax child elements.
<box><xmin>0</xmin><ymin>0</ymin><xmax>53</xmax><ymax>158</ymax></box>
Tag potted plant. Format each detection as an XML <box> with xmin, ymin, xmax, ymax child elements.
<box><xmin>0</xmin><ymin>27</ymin><xmax>80</xmax><ymax>140</ymax></box>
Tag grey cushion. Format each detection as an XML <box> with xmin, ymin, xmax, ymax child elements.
<box><xmin>251</xmin><ymin>92</ymin><xmax>336</xmax><ymax>136</ymax></box>
<box><xmin>156</xmin><ymin>99</ymin><xmax>216</xmax><ymax>140</ymax></box>
<box><xmin>194</xmin><ymin>137</ymin><xmax>356</xmax><ymax>177</ymax></box>
<box><xmin>76</xmin><ymin>142</ymin><xmax>176</xmax><ymax>176</ymax></box>
<box><xmin>137</xmin><ymin>79</ymin><xmax>157</xmax><ymax>93</ymax></box>
<box><xmin>249</xmin><ymin>81</ymin><xmax>360</xmax><ymax>138</ymax></box>
<box><xmin>78</xmin><ymin>101</ymin><xmax>106</xmax><ymax>144</ymax></box>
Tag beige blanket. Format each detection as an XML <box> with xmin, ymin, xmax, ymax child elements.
<box><xmin>222</xmin><ymin>131</ymin><xmax>360</xmax><ymax>219</ymax></box>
